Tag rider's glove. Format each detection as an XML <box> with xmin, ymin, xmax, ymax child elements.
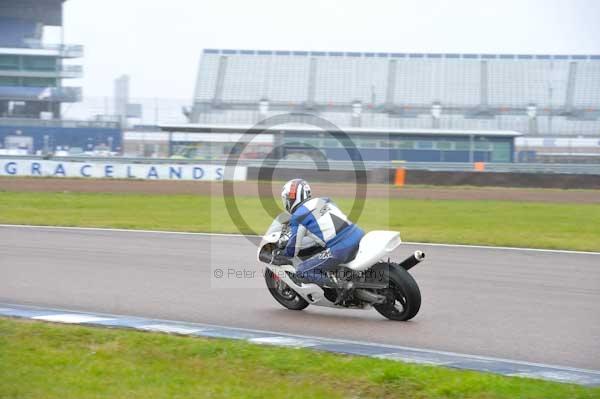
<box><xmin>277</xmin><ymin>235</ymin><xmax>289</xmax><ymax>250</ymax></box>
<box><xmin>277</xmin><ymin>229</ymin><xmax>291</xmax><ymax>250</ymax></box>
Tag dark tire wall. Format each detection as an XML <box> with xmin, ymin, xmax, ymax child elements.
<box><xmin>247</xmin><ymin>167</ymin><xmax>600</xmax><ymax>189</ymax></box>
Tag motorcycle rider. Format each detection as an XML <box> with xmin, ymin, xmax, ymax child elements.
<box><xmin>277</xmin><ymin>178</ymin><xmax>364</xmax><ymax>304</ymax></box>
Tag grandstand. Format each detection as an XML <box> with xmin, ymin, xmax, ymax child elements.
<box><xmin>190</xmin><ymin>49</ymin><xmax>600</xmax><ymax>137</ymax></box>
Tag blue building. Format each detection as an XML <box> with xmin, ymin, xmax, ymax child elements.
<box><xmin>0</xmin><ymin>0</ymin><xmax>83</xmax><ymax>119</ymax></box>
<box><xmin>0</xmin><ymin>1</ymin><xmax>122</xmax><ymax>154</ymax></box>
<box><xmin>159</xmin><ymin>123</ymin><xmax>520</xmax><ymax>163</ymax></box>
<box><xmin>0</xmin><ymin>121</ymin><xmax>122</xmax><ymax>154</ymax></box>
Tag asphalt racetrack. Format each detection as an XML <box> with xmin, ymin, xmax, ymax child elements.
<box><xmin>1</xmin><ymin>225</ymin><xmax>599</xmax><ymax>370</ymax></box>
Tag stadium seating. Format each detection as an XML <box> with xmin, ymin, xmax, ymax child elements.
<box><xmin>573</xmin><ymin>61</ymin><xmax>600</xmax><ymax>108</ymax></box>
<box><xmin>191</xmin><ymin>50</ymin><xmax>600</xmax><ymax>136</ymax></box>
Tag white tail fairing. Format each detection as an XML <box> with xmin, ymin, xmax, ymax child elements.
<box><xmin>341</xmin><ymin>231</ymin><xmax>402</xmax><ymax>271</ymax></box>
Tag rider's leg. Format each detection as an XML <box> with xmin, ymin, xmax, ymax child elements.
<box><xmin>294</xmin><ymin>247</ymin><xmax>356</xmax><ymax>305</ymax></box>
<box><xmin>294</xmin><ymin>226</ymin><xmax>365</xmax><ymax>303</ymax></box>
<box><xmin>294</xmin><ymin>253</ymin><xmax>340</xmax><ymax>287</ymax></box>
<box><xmin>325</xmin><ymin>228</ymin><xmax>365</xmax><ymax>304</ymax></box>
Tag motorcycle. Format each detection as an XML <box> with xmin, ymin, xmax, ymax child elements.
<box><xmin>257</xmin><ymin>213</ymin><xmax>425</xmax><ymax>321</ymax></box>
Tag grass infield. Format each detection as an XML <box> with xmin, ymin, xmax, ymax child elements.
<box><xmin>1</xmin><ymin>317</ymin><xmax>598</xmax><ymax>399</ymax></box>
<box><xmin>1</xmin><ymin>191</ymin><xmax>599</xmax><ymax>251</ymax></box>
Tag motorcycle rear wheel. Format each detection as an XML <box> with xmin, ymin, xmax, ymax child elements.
<box><xmin>264</xmin><ymin>269</ymin><xmax>310</xmax><ymax>310</ymax></box>
<box><xmin>373</xmin><ymin>264</ymin><xmax>421</xmax><ymax>321</ymax></box>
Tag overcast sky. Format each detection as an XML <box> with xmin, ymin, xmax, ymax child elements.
<box><xmin>62</xmin><ymin>0</ymin><xmax>600</xmax><ymax>99</ymax></box>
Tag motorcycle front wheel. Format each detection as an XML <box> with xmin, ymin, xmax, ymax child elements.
<box><xmin>373</xmin><ymin>264</ymin><xmax>421</xmax><ymax>321</ymax></box>
<box><xmin>264</xmin><ymin>268</ymin><xmax>310</xmax><ymax>310</ymax></box>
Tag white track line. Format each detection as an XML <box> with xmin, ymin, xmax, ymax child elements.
<box><xmin>399</xmin><ymin>241</ymin><xmax>600</xmax><ymax>255</ymax></box>
<box><xmin>1</xmin><ymin>223</ymin><xmax>599</xmax><ymax>255</ymax></box>
<box><xmin>0</xmin><ymin>224</ymin><xmax>246</xmax><ymax>237</ymax></box>
<box><xmin>3</xmin><ymin>301</ymin><xmax>600</xmax><ymax>375</ymax></box>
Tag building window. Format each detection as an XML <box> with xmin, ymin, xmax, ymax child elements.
<box><xmin>455</xmin><ymin>141</ymin><xmax>471</xmax><ymax>150</ymax></box>
<box><xmin>378</xmin><ymin>139</ymin><xmax>392</xmax><ymax>148</ymax></box>
<box><xmin>474</xmin><ymin>141</ymin><xmax>491</xmax><ymax>151</ymax></box>
<box><xmin>22</xmin><ymin>56</ymin><xmax>56</xmax><ymax>71</ymax></box>
<box><xmin>491</xmin><ymin>142</ymin><xmax>511</xmax><ymax>162</ymax></box>
<box><xmin>436</xmin><ymin>141</ymin><xmax>453</xmax><ymax>150</ymax></box>
<box><xmin>396</xmin><ymin>140</ymin><xmax>414</xmax><ymax>149</ymax></box>
<box><xmin>0</xmin><ymin>76</ymin><xmax>19</xmax><ymax>85</ymax></box>
<box><xmin>0</xmin><ymin>55</ymin><xmax>19</xmax><ymax>70</ymax></box>
<box><xmin>356</xmin><ymin>138</ymin><xmax>378</xmax><ymax>148</ymax></box>
<box><xmin>323</xmin><ymin>139</ymin><xmax>340</xmax><ymax>148</ymax></box>
<box><xmin>21</xmin><ymin>77</ymin><xmax>57</xmax><ymax>87</ymax></box>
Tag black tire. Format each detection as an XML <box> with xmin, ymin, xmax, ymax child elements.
<box><xmin>264</xmin><ymin>268</ymin><xmax>309</xmax><ymax>311</ymax></box>
<box><xmin>373</xmin><ymin>263</ymin><xmax>421</xmax><ymax>321</ymax></box>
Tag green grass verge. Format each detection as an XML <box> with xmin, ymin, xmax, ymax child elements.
<box><xmin>1</xmin><ymin>317</ymin><xmax>598</xmax><ymax>399</ymax></box>
<box><xmin>1</xmin><ymin>191</ymin><xmax>599</xmax><ymax>251</ymax></box>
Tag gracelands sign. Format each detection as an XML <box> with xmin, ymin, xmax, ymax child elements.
<box><xmin>0</xmin><ymin>159</ymin><xmax>247</xmax><ymax>181</ymax></box>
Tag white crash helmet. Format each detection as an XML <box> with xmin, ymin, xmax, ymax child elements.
<box><xmin>281</xmin><ymin>179</ymin><xmax>312</xmax><ymax>213</ymax></box>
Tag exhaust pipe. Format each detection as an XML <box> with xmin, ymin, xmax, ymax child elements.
<box><xmin>354</xmin><ymin>289</ymin><xmax>387</xmax><ymax>304</ymax></box>
<box><xmin>398</xmin><ymin>251</ymin><xmax>425</xmax><ymax>271</ymax></box>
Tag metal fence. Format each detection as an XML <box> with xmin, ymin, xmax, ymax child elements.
<box><xmin>0</xmin><ymin>117</ymin><xmax>119</xmax><ymax>129</ymax></box>
<box><xmin>60</xmin><ymin>97</ymin><xmax>190</xmax><ymax>126</ymax></box>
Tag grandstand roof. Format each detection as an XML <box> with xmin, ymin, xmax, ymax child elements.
<box><xmin>202</xmin><ymin>49</ymin><xmax>600</xmax><ymax>60</ymax></box>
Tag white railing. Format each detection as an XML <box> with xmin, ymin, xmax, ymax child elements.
<box><xmin>0</xmin><ymin>117</ymin><xmax>118</xmax><ymax>129</ymax></box>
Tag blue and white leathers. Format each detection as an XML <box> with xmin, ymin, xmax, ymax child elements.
<box><xmin>284</xmin><ymin>197</ymin><xmax>364</xmax><ymax>285</ymax></box>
